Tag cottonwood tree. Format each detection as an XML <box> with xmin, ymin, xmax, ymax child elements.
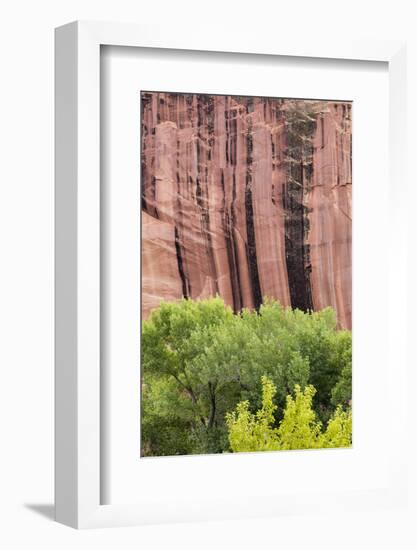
<box><xmin>226</xmin><ymin>376</ymin><xmax>352</xmax><ymax>452</ymax></box>
<box><xmin>141</xmin><ymin>297</ymin><xmax>352</xmax><ymax>456</ymax></box>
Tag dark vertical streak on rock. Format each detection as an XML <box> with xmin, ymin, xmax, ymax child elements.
<box><xmin>283</xmin><ymin>105</ymin><xmax>315</xmax><ymax>312</ymax></box>
<box><xmin>151</xmin><ymin>175</ymin><xmax>158</xmax><ymax>219</ymax></box>
<box><xmin>174</xmin><ymin>226</ymin><xmax>189</xmax><ymax>298</ymax></box>
<box><xmin>141</xmin><ymin>92</ymin><xmax>150</xmax><ymax>215</ymax></box>
<box><xmin>222</xmin><ymin>170</ymin><xmax>241</xmax><ymax>311</ymax></box>
<box><xmin>141</xmin><ymin>92</ymin><xmax>160</xmax><ymax>218</ymax></box>
<box><xmin>197</xmin><ymin>95</ymin><xmax>218</xmax><ymax>295</ymax></box>
<box><xmin>225</xmin><ymin>106</ymin><xmax>229</xmax><ymax>164</ymax></box>
<box><xmin>223</xmin><ymin>99</ymin><xmax>242</xmax><ymax>310</ymax></box>
<box><xmin>245</xmin><ymin>101</ymin><xmax>263</xmax><ymax>310</ymax></box>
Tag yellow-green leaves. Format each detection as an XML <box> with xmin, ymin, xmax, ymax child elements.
<box><xmin>227</xmin><ymin>377</ymin><xmax>352</xmax><ymax>453</ymax></box>
<box><xmin>323</xmin><ymin>406</ymin><xmax>352</xmax><ymax>448</ymax></box>
<box><xmin>278</xmin><ymin>385</ymin><xmax>323</xmax><ymax>450</ymax></box>
<box><xmin>226</xmin><ymin>376</ymin><xmax>280</xmax><ymax>452</ymax></box>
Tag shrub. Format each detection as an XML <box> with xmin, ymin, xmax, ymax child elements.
<box><xmin>226</xmin><ymin>377</ymin><xmax>352</xmax><ymax>452</ymax></box>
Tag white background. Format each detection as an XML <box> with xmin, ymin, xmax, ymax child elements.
<box><xmin>1</xmin><ymin>0</ymin><xmax>417</xmax><ymax>548</ymax></box>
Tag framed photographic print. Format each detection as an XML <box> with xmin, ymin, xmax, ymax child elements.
<box><xmin>138</xmin><ymin>90</ymin><xmax>353</xmax><ymax>459</ymax></box>
<box><xmin>55</xmin><ymin>21</ymin><xmax>408</xmax><ymax>528</ymax></box>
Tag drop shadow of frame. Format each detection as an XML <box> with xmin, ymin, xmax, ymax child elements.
<box><xmin>24</xmin><ymin>503</ymin><xmax>55</xmax><ymax>521</ymax></box>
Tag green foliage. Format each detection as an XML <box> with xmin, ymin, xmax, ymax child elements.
<box><xmin>226</xmin><ymin>376</ymin><xmax>280</xmax><ymax>452</ymax></box>
<box><xmin>141</xmin><ymin>375</ymin><xmax>195</xmax><ymax>456</ymax></box>
<box><xmin>226</xmin><ymin>377</ymin><xmax>352</xmax><ymax>452</ymax></box>
<box><xmin>277</xmin><ymin>385</ymin><xmax>323</xmax><ymax>450</ymax></box>
<box><xmin>141</xmin><ymin>296</ymin><xmax>352</xmax><ymax>456</ymax></box>
<box><xmin>141</xmin><ymin>297</ymin><xmax>238</xmax><ymax>455</ymax></box>
<box><xmin>323</xmin><ymin>405</ymin><xmax>352</xmax><ymax>448</ymax></box>
<box><xmin>331</xmin><ymin>346</ymin><xmax>352</xmax><ymax>408</ymax></box>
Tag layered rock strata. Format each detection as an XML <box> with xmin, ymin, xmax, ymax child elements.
<box><xmin>141</xmin><ymin>92</ymin><xmax>352</xmax><ymax>329</ymax></box>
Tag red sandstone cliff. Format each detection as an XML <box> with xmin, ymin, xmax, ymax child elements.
<box><xmin>141</xmin><ymin>93</ymin><xmax>352</xmax><ymax>329</ymax></box>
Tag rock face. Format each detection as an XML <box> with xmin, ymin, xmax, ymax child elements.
<box><xmin>141</xmin><ymin>92</ymin><xmax>352</xmax><ymax>329</ymax></box>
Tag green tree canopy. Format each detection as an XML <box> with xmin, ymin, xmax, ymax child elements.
<box><xmin>141</xmin><ymin>297</ymin><xmax>352</xmax><ymax>456</ymax></box>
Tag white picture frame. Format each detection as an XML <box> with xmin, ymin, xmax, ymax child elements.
<box><xmin>55</xmin><ymin>20</ymin><xmax>407</xmax><ymax>529</ymax></box>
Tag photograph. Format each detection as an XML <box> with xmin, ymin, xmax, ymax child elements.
<box><xmin>140</xmin><ymin>91</ymin><xmax>352</xmax><ymax>457</ymax></box>
<box><xmin>1</xmin><ymin>0</ymin><xmax>412</xmax><ymax>543</ymax></box>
